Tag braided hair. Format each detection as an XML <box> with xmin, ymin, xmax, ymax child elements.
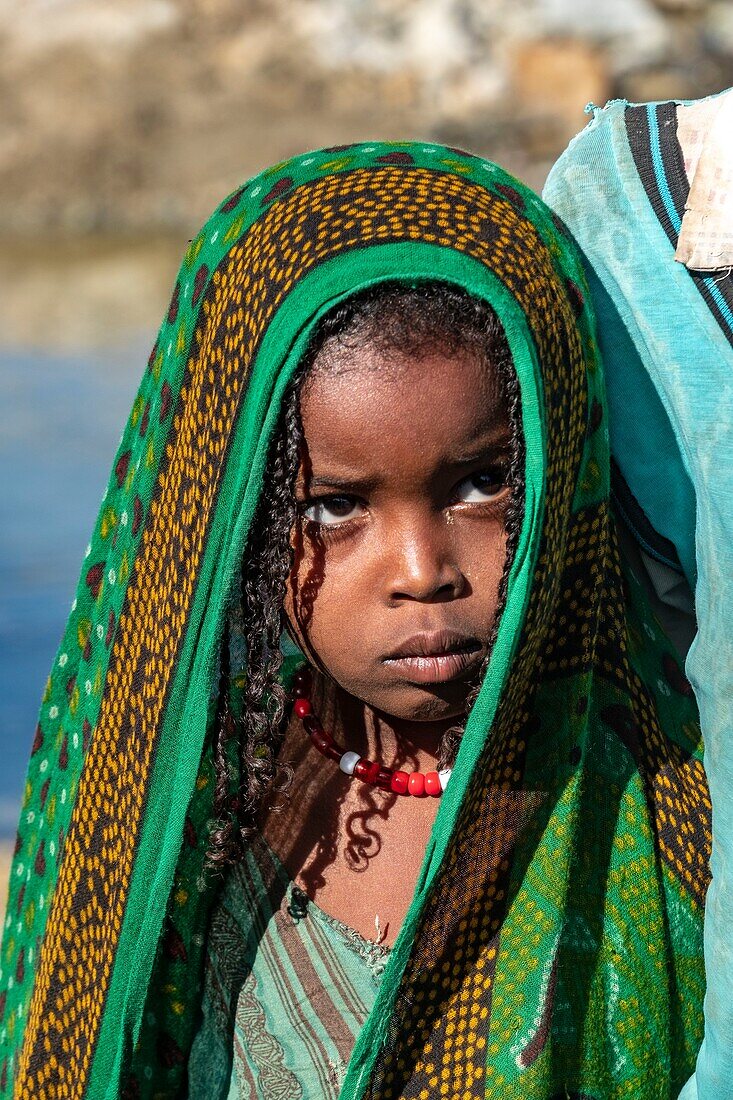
<box><xmin>206</xmin><ymin>282</ymin><xmax>525</xmax><ymax>867</ymax></box>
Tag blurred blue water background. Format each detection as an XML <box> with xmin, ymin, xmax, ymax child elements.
<box><xmin>0</xmin><ymin>344</ymin><xmax>146</xmax><ymax>837</ymax></box>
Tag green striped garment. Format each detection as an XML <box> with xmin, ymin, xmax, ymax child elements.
<box><xmin>188</xmin><ymin>836</ymin><xmax>389</xmax><ymax>1099</ymax></box>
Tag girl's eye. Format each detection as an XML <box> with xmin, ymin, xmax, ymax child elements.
<box><xmin>454</xmin><ymin>470</ymin><xmax>507</xmax><ymax>504</ymax></box>
<box><xmin>302</xmin><ymin>496</ymin><xmax>365</xmax><ymax>526</ymax></box>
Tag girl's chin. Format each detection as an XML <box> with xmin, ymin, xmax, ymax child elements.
<box><xmin>369</xmin><ymin>685</ymin><xmax>472</xmax><ymax>725</ymax></box>
<box><xmin>322</xmin><ymin>668</ymin><xmax>475</xmax><ymax>724</ymax></box>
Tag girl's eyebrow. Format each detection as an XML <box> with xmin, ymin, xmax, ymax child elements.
<box><xmin>442</xmin><ymin>427</ymin><xmax>513</xmax><ymax>467</ymax></box>
<box><xmin>450</xmin><ymin>440</ymin><xmax>512</xmax><ymax>467</ymax></box>
<box><xmin>304</xmin><ymin>436</ymin><xmax>512</xmax><ymax>493</ymax></box>
<box><xmin>306</xmin><ymin>472</ymin><xmax>379</xmax><ymax>492</ymax></box>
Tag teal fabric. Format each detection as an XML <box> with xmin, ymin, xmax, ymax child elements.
<box><xmin>544</xmin><ymin>92</ymin><xmax>733</xmax><ymax>1100</ymax></box>
<box><xmin>188</xmin><ymin>836</ymin><xmax>387</xmax><ymax>1098</ymax></box>
<box><xmin>582</xmin><ymin>267</ymin><xmax>697</xmax><ymax>583</ymax></box>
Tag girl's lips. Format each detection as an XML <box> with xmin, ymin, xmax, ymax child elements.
<box><xmin>383</xmin><ymin>647</ymin><xmax>483</xmax><ymax>684</ymax></box>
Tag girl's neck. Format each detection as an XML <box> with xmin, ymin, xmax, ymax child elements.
<box><xmin>307</xmin><ymin>667</ymin><xmax>456</xmax><ymax>771</ymax></box>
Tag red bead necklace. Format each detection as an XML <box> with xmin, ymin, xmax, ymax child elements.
<box><xmin>291</xmin><ymin>667</ymin><xmax>451</xmax><ymax>797</ymax></box>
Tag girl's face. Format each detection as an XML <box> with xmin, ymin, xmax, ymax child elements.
<box><xmin>284</xmin><ymin>341</ymin><xmax>514</xmax><ymax>724</ymax></box>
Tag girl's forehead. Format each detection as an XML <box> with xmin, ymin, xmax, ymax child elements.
<box><xmin>299</xmin><ymin>345</ymin><xmax>512</xmax><ymax>476</ymax></box>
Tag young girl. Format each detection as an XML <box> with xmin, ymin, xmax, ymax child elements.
<box><xmin>0</xmin><ymin>142</ymin><xmax>709</xmax><ymax>1100</ymax></box>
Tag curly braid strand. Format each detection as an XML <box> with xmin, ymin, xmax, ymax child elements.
<box><xmin>206</xmin><ymin>376</ymin><xmax>303</xmax><ymax>867</ymax></box>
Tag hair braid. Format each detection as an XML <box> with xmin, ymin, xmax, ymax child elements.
<box><xmin>206</xmin><ymin>375</ymin><xmax>304</xmax><ymax>867</ymax></box>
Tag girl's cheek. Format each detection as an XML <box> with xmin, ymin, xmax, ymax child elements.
<box><xmin>455</xmin><ymin>516</ymin><xmax>508</xmax><ymax>568</ymax></box>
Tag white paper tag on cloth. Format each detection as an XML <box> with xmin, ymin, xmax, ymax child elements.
<box><xmin>675</xmin><ymin>89</ymin><xmax>733</xmax><ymax>272</ymax></box>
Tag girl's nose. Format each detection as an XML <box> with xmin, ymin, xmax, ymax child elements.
<box><xmin>386</xmin><ymin>517</ymin><xmax>465</xmax><ymax>603</ymax></box>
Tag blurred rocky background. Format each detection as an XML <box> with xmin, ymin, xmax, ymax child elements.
<box><xmin>0</xmin><ymin>0</ymin><xmax>731</xmax><ymax>915</ymax></box>
<box><xmin>1</xmin><ymin>0</ymin><xmax>732</xmax><ymax>346</ymax></box>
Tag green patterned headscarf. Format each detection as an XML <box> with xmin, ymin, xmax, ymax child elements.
<box><xmin>1</xmin><ymin>142</ymin><xmax>710</xmax><ymax>1099</ymax></box>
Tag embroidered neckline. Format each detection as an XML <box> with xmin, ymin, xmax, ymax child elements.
<box><xmin>253</xmin><ymin>831</ymin><xmax>392</xmax><ymax>978</ymax></box>
<box><xmin>286</xmin><ymin>883</ymin><xmax>391</xmax><ymax>981</ymax></box>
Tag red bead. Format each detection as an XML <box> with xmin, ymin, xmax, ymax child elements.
<box><xmin>391</xmin><ymin>770</ymin><xmax>409</xmax><ymax>795</ymax></box>
<box><xmin>375</xmin><ymin>767</ymin><xmax>393</xmax><ymax>790</ymax></box>
<box><xmin>293</xmin><ymin>683</ymin><xmax>309</xmax><ymax>698</ymax></box>
<box><xmin>293</xmin><ymin>667</ymin><xmax>311</xmax><ymax>689</ymax></box>
<box><xmin>353</xmin><ymin>758</ymin><xmax>371</xmax><ymax>780</ymax></box>
<box><xmin>364</xmin><ymin>761</ymin><xmax>382</xmax><ymax>785</ymax></box>
<box><xmin>424</xmin><ymin>771</ymin><xmax>441</xmax><ymax>797</ymax></box>
<box><xmin>324</xmin><ymin>741</ymin><xmax>344</xmax><ymax>763</ymax></box>
<box><xmin>408</xmin><ymin>772</ymin><xmax>426</xmax><ymax>797</ymax></box>
<box><xmin>311</xmin><ymin>730</ymin><xmax>335</xmax><ymax>757</ymax></box>
<box><xmin>294</xmin><ymin>698</ymin><xmax>312</xmax><ymax>719</ymax></box>
<box><xmin>302</xmin><ymin>714</ymin><xmax>323</xmax><ymax>736</ymax></box>
<box><xmin>354</xmin><ymin>758</ymin><xmax>382</xmax><ymax>784</ymax></box>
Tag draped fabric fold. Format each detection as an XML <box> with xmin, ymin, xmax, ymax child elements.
<box><xmin>1</xmin><ymin>142</ymin><xmax>710</xmax><ymax>1099</ymax></box>
<box><xmin>544</xmin><ymin>91</ymin><xmax>733</xmax><ymax>1100</ymax></box>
